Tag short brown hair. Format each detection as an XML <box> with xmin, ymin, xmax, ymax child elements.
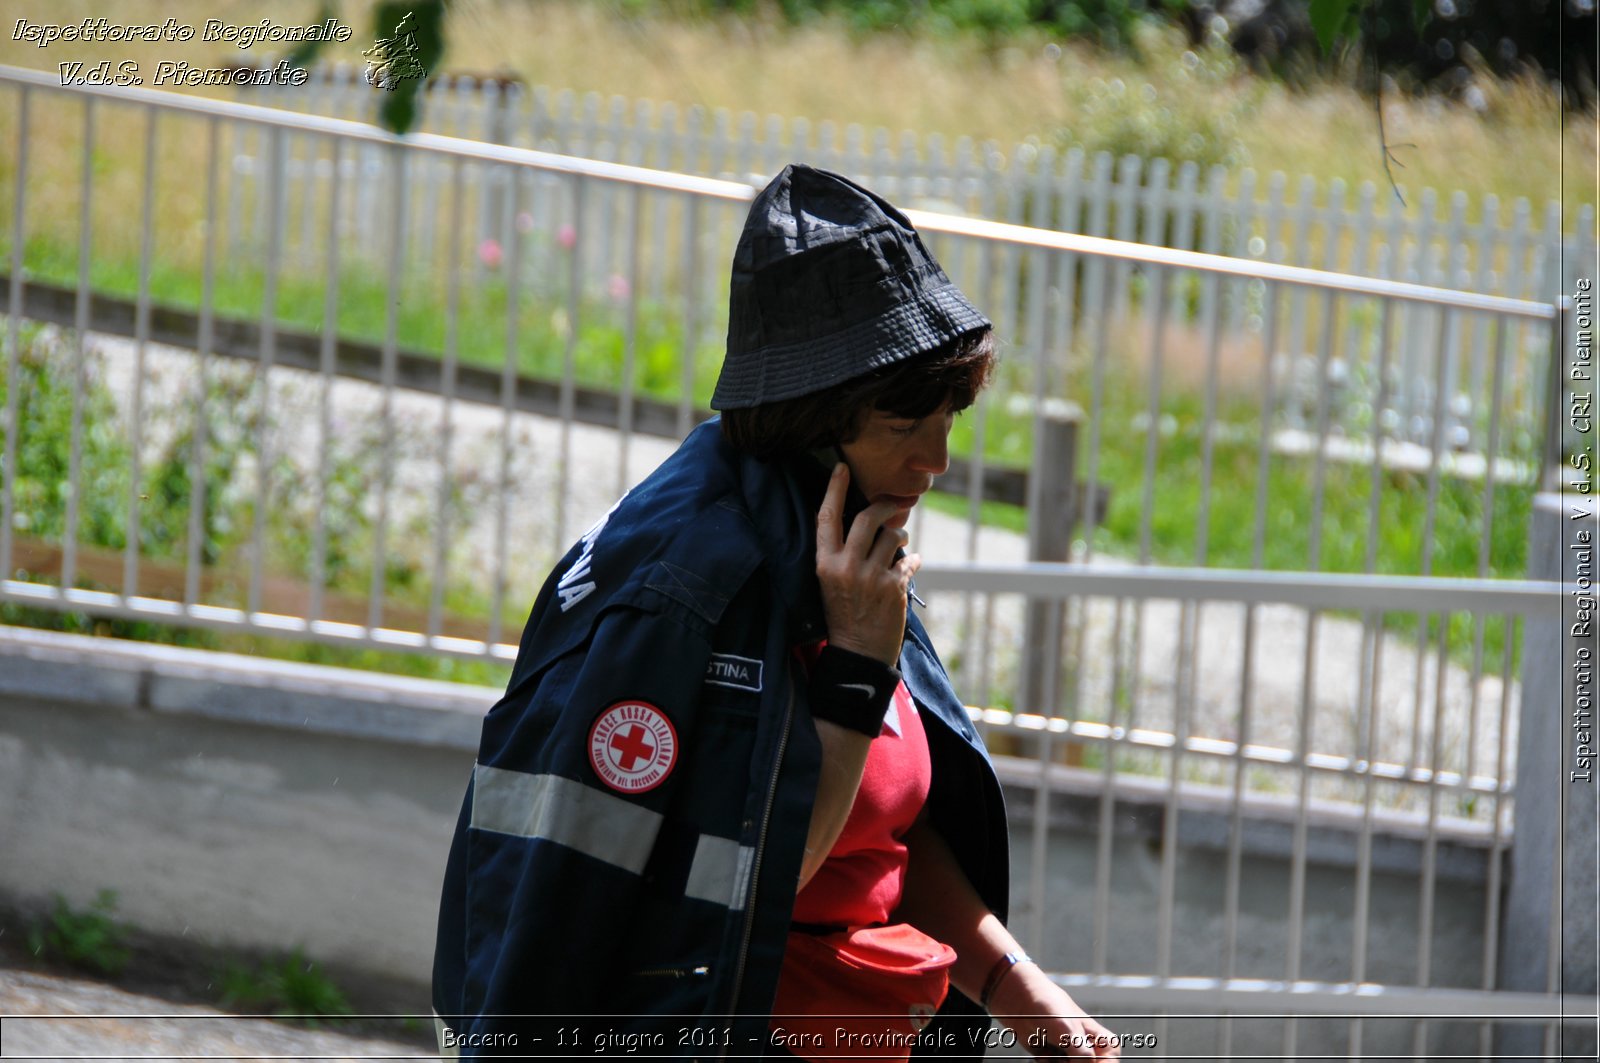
<box><xmin>720</xmin><ymin>328</ymin><xmax>995</xmax><ymax>460</ymax></box>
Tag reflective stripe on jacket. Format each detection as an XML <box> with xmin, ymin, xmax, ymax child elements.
<box><xmin>432</xmin><ymin>418</ymin><xmax>1009</xmax><ymax>1058</ymax></box>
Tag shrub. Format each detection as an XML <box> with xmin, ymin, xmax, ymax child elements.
<box><xmin>699</xmin><ymin>0</ymin><xmax>1158</xmax><ymax>49</ymax></box>
<box><xmin>1057</xmin><ymin>31</ymin><xmax>1255</xmax><ymax>170</ymax></box>
<box><xmin>219</xmin><ymin>947</ymin><xmax>353</xmax><ymax>1021</ymax></box>
<box><xmin>2</xmin><ymin>327</ymin><xmax>131</xmax><ymax>549</ymax></box>
<box><xmin>26</xmin><ymin>890</ymin><xmax>131</xmax><ymax>976</ymax></box>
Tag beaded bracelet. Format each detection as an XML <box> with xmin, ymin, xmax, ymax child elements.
<box><xmin>979</xmin><ymin>950</ymin><xmax>1032</xmax><ymax>1010</ymax></box>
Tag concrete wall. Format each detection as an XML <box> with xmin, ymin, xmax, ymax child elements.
<box><xmin>0</xmin><ymin>624</ymin><xmax>1516</xmax><ymax>1055</ymax></box>
<box><xmin>999</xmin><ymin>762</ymin><xmax>1498</xmax><ymax>1057</ymax></box>
<box><xmin>0</xmin><ymin>626</ymin><xmax>482</xmax><ymax>990</ymax></box>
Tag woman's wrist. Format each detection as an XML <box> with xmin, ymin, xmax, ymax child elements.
<box><xmin>807</xmin><ymin>644</ymin><xmax>899</xmax><ymax>736</ymax></box>
<box><xmin>979</xmin><ymin>950</ymin><xmax>1033</xmax><ymax>1011</ymax></box>
<box><xmin>986</xmin><ymin>954</ymin><xmax>1063</xmax><ymax>1018</ymax></box>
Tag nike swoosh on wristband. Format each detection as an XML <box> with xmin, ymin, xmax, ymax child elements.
<box><xmin>839</xmin><ymin>682</ymin><xmax>878</xmax><ymax>696</ymax></box>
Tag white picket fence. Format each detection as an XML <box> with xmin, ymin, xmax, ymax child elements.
<box><xmin>227</xmin><ymin>64</ymin><xmax>1593</xmax><ymax>459</ymax></box>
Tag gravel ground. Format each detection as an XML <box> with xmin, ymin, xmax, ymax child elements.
<box><xmin>69</xmin><ymin>330</ymin><xmax>1517</xmax><ymax>814</ymax></box>
<box><xmin>0</xmin><ymin>968</ymin><xmax>429</xmax><ymax>1063</ymax></box>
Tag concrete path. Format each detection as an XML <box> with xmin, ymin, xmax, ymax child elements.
<box><xmin>0</xmin><ymin>968</ymin><xmax>429</xmax><ymax>1062</ymax></box>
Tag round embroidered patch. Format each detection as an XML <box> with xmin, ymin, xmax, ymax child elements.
<box><xmin>588</xmin><ymin>700</ymin><xmax>678</xmax><ymax>794</ymax></box>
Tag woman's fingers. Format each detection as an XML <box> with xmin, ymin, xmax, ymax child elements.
<box><xmin>814</xmin><ymin>464</ymin><xmax>916</xmax><ymax>665</ymax></box>
<box><xmin>815</xmin><ymin>464</ymin><xmax>901</xmax><ymax>563</ymax></box>
<box><xmin>864</xmin><ymin>520</ymin><xmax>910</xmax><ymax>568</ymax></box>
<box><xmin>815</xmin><ymin>462</ymin><xmax>848</xmax><ymax>551</ymax></box>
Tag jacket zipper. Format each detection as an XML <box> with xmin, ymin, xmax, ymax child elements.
<box><xmin>719</xmin><ymin>669</ymin><xmax>795</xmax><ymax>1056</ymax></box>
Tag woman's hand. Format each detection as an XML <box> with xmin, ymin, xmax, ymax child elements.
<box><xmin>796</xmin><ymin>463</ymin><xmax>913</xmax><ymax>889</ymax></box>
<box><xmin>815</xmin><ymin>462</ymin><xmax>918</xmax><ymax>666</ymax></box>
<box><xmin>898</xmin><ymin>821</ymin><xmax>1123</xmax><ymax>1059</ymax></box>
<box><xmin>987</xmin><ymin>966</ymin><xmax>1122</xmax><ymax>1060</ymax></box>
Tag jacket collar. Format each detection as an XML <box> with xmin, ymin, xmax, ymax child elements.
<box><xmin>728</xmin><ymin>436</ymin><xmax>830</xmax><ymax>644</ymax></box>
<box><xmin>695</xmin><ymin>417</ymin><xmax>924</xmax><ymax>650</ymax></box>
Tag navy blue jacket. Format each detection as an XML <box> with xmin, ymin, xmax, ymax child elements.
<box><xmin>432</xmin><ymin>419</ymin><xmax>1010</xmax><ymax>1058</ymax></box>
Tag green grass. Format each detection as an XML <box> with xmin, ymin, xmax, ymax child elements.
<box><xmin>939</xmin><ymin>349</ymin><xmax>1533</xmax><ymax>573</ymax></box>
<box><xmin>933</xmin><ymin>355</ymin><xmax>1533</xmax><ymax>674</ymax></box>
<box><xmin>27</xmin><ymin>226</ymin><xmax>1542</xmax><ymax>551</ymax></box>
<box><xmin>17</xmin><ymin>231</ymin><xmax>727</xmax><ymax>402</ymax></box>
<box><xmin>4</xmin><ymin>205</ymin><xmax>1538</xmax><ymax>681</ymax></box>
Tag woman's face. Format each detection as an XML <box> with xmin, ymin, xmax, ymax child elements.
<box><xmin>836</xmin><ymin>403</ymin><xmax>955</xmax><ymax>531</ymax></box>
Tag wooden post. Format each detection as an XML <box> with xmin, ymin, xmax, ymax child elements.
<box><xmin>1019</xmin><ymin>400</ymin><xmax>1080</xmax><ymax>725</ymax></box>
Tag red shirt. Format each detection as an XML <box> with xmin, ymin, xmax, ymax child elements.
<box><xmin>770</xmin><ymin>647</ymin><xmax>946</xmax><ymax>1056</ymax></box>
<box><xmin>790</xmin><ymin>644</ymin><xmax>933</xmax><ymax>928</ymax></box>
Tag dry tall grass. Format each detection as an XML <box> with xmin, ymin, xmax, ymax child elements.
<box><xmin>0</xmin><ymin>0</ymin><xmax>1589</xmax><ymax>224</ymax></box>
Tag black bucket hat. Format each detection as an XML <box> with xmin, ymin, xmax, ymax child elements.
<box><xmin>710</xmin><ymin>164</ymin><xmax>990</xmax><ymax>411</ymax></box>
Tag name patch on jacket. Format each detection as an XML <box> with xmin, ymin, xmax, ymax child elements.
<box><xmin>588</xmin><ymin>700</ymin><xmax>678</xmax><ymax>794</ymax></box>
<box><xmin>706</xmin><ymin>653</ymin><xmax>763</xmax><ymax>693</ymax></box>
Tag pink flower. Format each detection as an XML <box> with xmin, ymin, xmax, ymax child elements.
<box><xmin>557</xmin><ymin>224</ymin><xmax>577</xmax><ymax>251</ymax></box>
<box><xmin>607</xmin><ymin>273</ymin><xmax>631</xmax><ymax>303</ymax></box>
<box><xmin>477</xmin><ymin>238</ymin><xmax>502</xmax><ymax>269</ymax></box>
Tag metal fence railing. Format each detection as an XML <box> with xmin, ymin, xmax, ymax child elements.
<box><xmin>912</xmin><ymin>564</ymin><xmax>1574</xmax><ymax>1060</ymax></box>
<box><xmin>0</xmin><ymin>63</ymin><xmax>1592</xmax><ymax>1056</ymax></box>
<box><xmin>236</xmin><ymin>64</ymin><xmax>1595</xmax><ymax>459</ymax></box>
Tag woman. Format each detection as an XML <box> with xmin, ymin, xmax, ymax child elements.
<box><xmin>432</xmin><ymin>164</ymin><xmax>1119</xmax><ymax>1060</ymax></box>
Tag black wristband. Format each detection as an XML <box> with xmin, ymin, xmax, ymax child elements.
<box><xmin>806</xmin><ymin>644</ymin><xmax>900</xmax><ymax>737</ymax></box>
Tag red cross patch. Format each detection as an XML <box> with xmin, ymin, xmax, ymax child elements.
<box><xmin>587</xmin><ymin>700</ymin><xmax>678</xmax><ymax>794</ymax></box>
